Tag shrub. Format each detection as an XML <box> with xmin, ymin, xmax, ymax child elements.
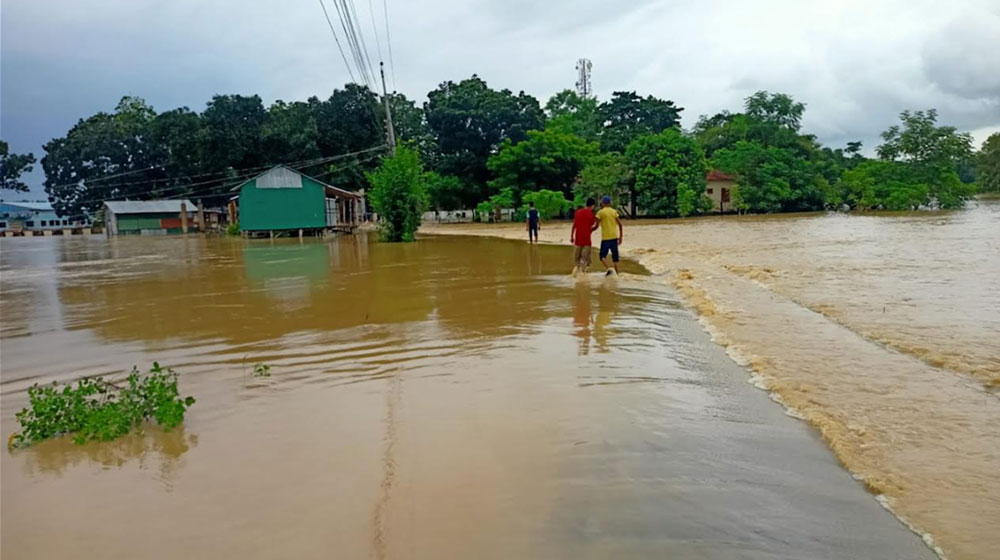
<box><xmin>8</xmin><ymin>363</ymin><xmax>195</xmax><ymax>448</ymax></box>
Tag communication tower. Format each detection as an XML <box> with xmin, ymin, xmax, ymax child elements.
<box><xmin>575</xmin><ymin>58</ymin><xmax>593</xmax><ymax>98</ymax></box>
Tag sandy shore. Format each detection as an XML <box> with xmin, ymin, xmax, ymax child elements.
<box><xmin>422</xmin><ymin>217</ymin><xmax>1000</xmax><ymax>560</ymax></box>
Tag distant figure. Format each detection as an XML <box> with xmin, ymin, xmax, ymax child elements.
<box><xmin>595</xmin><ymin>195</ymin><xmax>623</xmax><ymax>276</ymax></box>
<box><xmin>526</xmin><ymin>202</ymin><xmax>540</xmax><ymax>243</ymax></box>
<box><xmin>570</xmin><ymin>197</ymin><xmax>597</xmax><ymax>274</ymax></box>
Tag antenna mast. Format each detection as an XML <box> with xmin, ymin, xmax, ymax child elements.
<box><xmin>575</xmin><ymin>58</ymin><xmax>593</xmax><ymax>98</ymax></box>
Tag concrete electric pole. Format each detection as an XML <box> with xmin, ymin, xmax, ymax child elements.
<box><xmin>380</xmin><ymin>61</ymin><xmax>396</xmax><ymax>156</ymax></box>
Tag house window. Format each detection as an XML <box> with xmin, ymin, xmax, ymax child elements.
<box><xmin>0</xmin><ymin>222</ymin><xmax>6</xmax><ymax>228</ymax></box>
<box><xmin>721</xmin><ymin>188</ymin><xmax>731</xmax><ymax>203</ymax></box>
<box><xmin>707</xmin><ymin>188</ymin><xmax>714</xmax><ymax>194</ymax></box>
<box><xmin>26</xmin><ymin>221</ymin><xmax>34</xmax><ymax>227</ymax></box>
<box><xmin>41</xmin><ymin>220</ymin><xmax>48</xmax><ymax>227</ymax></box>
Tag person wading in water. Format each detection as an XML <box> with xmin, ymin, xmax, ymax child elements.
<box><xmin>595</xmin><ymin>196</ymin><xmax>623</xmax><ymax>276</ymax></box>
<box><xmin>526</xmin><ymin>201</ymin><xmax>540</xmax><ymax>243</ymax></box>
<box><xmin>570</xmin><ymin>198</ymin><xmax>597</xmax><ymax>274</ymax></box>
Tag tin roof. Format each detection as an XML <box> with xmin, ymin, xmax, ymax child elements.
<box><xmin>706</xmin><ymin>169</ymin><xmax>736</xmax><ymax>181</ymax></box>
<box><xmin>103</xmin><ymin>200</ymin><xmax>197</xmax><ymax>214</ymax></box>
<box><xmin>231</xmin><ymin>165</ymin><xmax>361</xmax><ymax>199</ymax></box>
<box><xmin>0</xmin><ymin>201</ymin><xmax>54</xmax><ymax>211</ymax></box>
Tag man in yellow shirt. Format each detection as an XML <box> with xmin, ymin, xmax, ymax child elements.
<box><xmin>593</xmin><ymin>196</ymin><xmax>623</xmax><ymax>276</ymax></box>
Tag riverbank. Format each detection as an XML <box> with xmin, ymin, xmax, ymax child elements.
<box><xmin>422</xmin><ymin>204</ymin><xmax>1000</xmax><ymax>560</ymax></box>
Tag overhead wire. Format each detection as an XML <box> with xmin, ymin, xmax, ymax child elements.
<box><xmin>59</xmin><ymin>146</ymin><xmax>388</xmax><ymax>209</ymax></box>
<box><xmin>317</xmin><ymin>0</ymin><xmax>357</xmax><ymax>84</ymax></box>
<box><xmin>345</xmin><ymin>0</ymin><xmax>378</xmax><ymax>86</ymax></box>
<box><xmin>382</xmin><ymin>0</ymin><xmax>396</xmax><ymax>91</ymax></box>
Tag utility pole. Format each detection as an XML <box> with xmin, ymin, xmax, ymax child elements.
<box><xmin>380</xmin><ymin>61</ymin><xmax>396</xmax><ymax>156</ymax></box>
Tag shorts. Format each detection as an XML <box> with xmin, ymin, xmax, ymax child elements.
<box><xmin>599</xmin><ymin>239</ymin><xmax>619</xmax><ymax>262</ymax></box>
<box><xmin>573</xmin><ymin>245</ymin><xmax>592</xmax><ymax>267</ymax></box>
<box><xmin>528</xmin><ymin>222</ymin><xmax>539</xmax><ymax>233</ymax></box>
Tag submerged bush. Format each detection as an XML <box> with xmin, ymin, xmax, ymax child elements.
<box><xmin>8</xmin><ymin>363</ymin><xmax>195</xmax><ymax>449</ymax></box>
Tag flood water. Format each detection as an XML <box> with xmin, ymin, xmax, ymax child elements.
<box><xmin>425</xmin><ymin>199</ymin><xmax>1000</xmax><ymax>560</ymax></box>
<box><xmin>0</xmin><ymin>234</ymin><xmax>936</xmax><ymax>559</ymax></box>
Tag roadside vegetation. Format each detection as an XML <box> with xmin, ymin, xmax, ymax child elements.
<box><xmin>8</xmin><ymin>363</ymin><xmax>195</xmax><ymax>449</ymax></box>
<box><xmin>3</xmin><ymin>76</ymin><xmax>997</xmax><ymax>224</ymax></box>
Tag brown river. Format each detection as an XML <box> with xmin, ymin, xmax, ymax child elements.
<box><xmin>1</xmin><ymin>202</ymin><xmax>997</xmax><ymax>559</ymax></box>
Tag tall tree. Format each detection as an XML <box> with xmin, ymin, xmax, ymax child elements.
<box><xmin>424</xmin><ymin>76</ymin><xmax>544</xmax><ymax>205</ymax></box>
<box><xmin>200</xmin><ymin>94</ymin><xmax>267</xmax><ymax>172</ymax></box>
<box><xmin>598</xmin><ymin>91</ymin><xmax>683</xmax><ymax>153</ymax></box>
<box><xmin>0</xmin><ymin>140</ymin><xmax>36</xmax><ymax>192</ymax></box>
<box><xmin>744</xmin><ymin>91</ymin><xmax>806</xmax><ymax>131</ymax></box>
<box><xmin>876</xmin><ymin>109</ymin><xmax>975</xmax><ymax>208</ymax></box>
<box><xmin>626</xmin><ymin>129</ymin><xmax>711</xmax><ymax>217</ymax></box>
<box><xmin>310</xmin><ymin>84</ymin><xmax>384</xmax><ymax>189</ymax></box>
<box><xmin>978</xmin><ymin>133</ymin><xmax>1000</xmax><ymax>193</ymax></box>
<box><xmin>486</xmin><ymin>129</ymin><xmax>598</xmax><ymax>199</ymax></box>
<box><xmin>43</xmin><ymin>97</ymin><xmax>164</xmax><ymax>217</ymax></box>
<box><xmin>545</xmin><ymin>89</ymin><xmax>601</xmax><ymax>142</ymax></box>
<box><xmin>575</xmin><ymin>152</ymin><xmax>633</xmax><ymax>213</ymax></box>
<box><xmin>712</xmin><ymin>140</ymin><xmax>833</xmax><ymax>213</ymax></box>
<box><xmin>261</xmin><ymin>100</ymin><xmax>321</xmax><ymax>165</ymax></box>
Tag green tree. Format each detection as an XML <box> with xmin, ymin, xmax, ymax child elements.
<box><xmin>545</xmin><ymin>89</ymin><xmax>601</xmax><ymax>141</ymax></box>
<box><xmin>599</xmin><ymin>91</ymin><xmax>684</xmax><ymax>153</ymax></box>
<box><xmin>425</xmin><ymin>171</ymin><xmax>466</xmax><ymax>211</ymax></box>
<box><xmin>366</xmin><ymin>146</ymin><xmax>428</xmax><ymax>242</ymax></box>
<box><xmin>626</xmin><ymin>129</ymin><xmax>711</xmax><ymax>217</ymax></box>
<box><xmin>200</xmin><ymin>94</ymin><xmax>267</xmax><ymax>172</ymax></box>
<box><xmin>425</xmin><ymin>76</ymin><xmax>544</xmax><ymax>205</ymax></box>
<box><xmin>712</xmin><ymin>140</ymin><xmax>832</xmax><ymax>213</ymax></box>
<box><xmin>876</xmin><ymin>109</ymin><xmax>975</xmax><ymax>208</ymax></box>
<box><xmin>475</xmin><ymin>187</ymin><xmax>514</xmax><ymax>222</ymax></box>
<box><xmin>261</xmin><ymin>100</ymin><xmax>321</xmax><ymax>165</ymax></box>
<box><xmin>574</xmin><ymin>152</ymin><xmax>633</xmax><ymax>212</ymax></box>
<box><xmin>838</xmin><ymin>160</ymin><xmax>928</xmax><ymax>210</ymax></box>
<box><xmin>486</xmin><ymin>129</ymin><xmax>598</xmax><ymax>199</ymax></box>
<box><xmin>1</xmin><ymin>140</ymin><xmax>36</xmax><ymax>192</ymax></box>
<box><xmin>310</xmin><ymin>84</ymin><xmax>384</xmax><ymax>189</ymax></box>
<box><xmin>521</xmin><ymin>189</ymin><xmax>571</xmax><ymax>219</ymax></box>
<box><xmin>744</xmin><ymin>91</ymin><xmax>805</xmax><ymax>131</ymax></box>
<box><xmin>978</xmin><ymin>133</ymin><xmax>1000</xmax><ymax>192</ymax></box>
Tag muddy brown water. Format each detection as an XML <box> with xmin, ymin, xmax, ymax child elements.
<box><xmin>0</xmin><ymin>234</ymin><xmax>943</xmax><ymax>559</ymax></box>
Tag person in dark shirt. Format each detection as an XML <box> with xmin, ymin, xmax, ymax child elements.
<box><xmin>570</xmin><ymin>198</ymin><xmax>597</xmax><ymax>274</ymax></box>
<box><xmin>526</xmin><ymin>201</ymin><xmax>540</xmax><ymax>243</ymax></box>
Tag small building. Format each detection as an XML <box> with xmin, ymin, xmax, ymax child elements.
<box><xmin>103</xmin><ymin>199</ymin><xmax>199</xmax><ymax>236</ymax></box>
<box><xmin>0</xmin><ymin>201</ymin><xmax>92</xmax><ymax>235</ymax></box>
<box><xmin>705</xmin><ymin>170</ymin><xmax>737</xmax><ymax>213</ymax></box>
<box><xmin>422</xmin><ymin>209</ymin><xmax>475</xmax><ymax>224</ymax></box>
<box><xmin>233</xmin><ymin>165</ymin><xmax>361</xmax><ymax>236</ymax></box>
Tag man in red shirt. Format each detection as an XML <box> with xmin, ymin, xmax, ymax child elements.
<box><xmin>570</xmin><ymin>198</ymin><xmax>597</xmax><ymax>274</ymax></box>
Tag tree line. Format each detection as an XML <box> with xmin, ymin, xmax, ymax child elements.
<box><xmin>1</xmin><ymin>75</ymin><xmax>998</xmax><ymax>223</ymax></box>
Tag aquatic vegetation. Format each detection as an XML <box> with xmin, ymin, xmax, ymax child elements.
<box><xmin>226</xmin><ymin>221</ymin><xmax>240</xmax><ymax>236</ymax></box>
<box><xmin>8</xmin><ymin>363</ymin><xmax>195</xmax><ymax>449</ymax></box>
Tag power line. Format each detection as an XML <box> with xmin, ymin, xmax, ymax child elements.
<box><xmin>317</xmin><ymin>0</ymin><xmax>357</xmax><ymax>83</ymax></box>
<box><xmin>345</xmin><ymin>0</ymin><xmax>378</xmax><ymax>86</ymax></box>
<box><xmin>367</xmin><ymin>0</ymin><xmax>384</xmax><ymax>64</ymax></box>
<box><xmin>56</xmin><ymin>146</ymin><xmax>388</xmax><ymax>209</ymax></box>
<box><xmin>382</xmin><ymin>0</ymin><xmax>396</xmax><ymax>91</ymax></box>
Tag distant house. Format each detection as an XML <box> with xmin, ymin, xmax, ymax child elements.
<box><xmin>705</xmin><ymin>170</ymin><xmax>737</xmax><ymax>213</ymax></box>
<box><xmin>0</xmin><ymin>201</ymin><xmax>92</xmax><ymax>235</ymax></box>
<box><xmin>103</xmin><ymin>199</ymin><xmax>198</xmax><ymax>236</ymax></box>
<box><xmin>233</xmin><ymin>165</ymin><xmax>361</xmax><ymax>236</ymax></box>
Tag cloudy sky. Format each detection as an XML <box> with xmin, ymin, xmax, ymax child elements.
<box><xmin>3</xmin><ymin>0</ymin><xmax>999</xmax><ymax>197</ymax></box>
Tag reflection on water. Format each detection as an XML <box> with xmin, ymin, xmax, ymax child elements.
<box><xmin>1</xmin><ymin>234</ymin><xmax>936</xmax><ymax>560</ymax></box>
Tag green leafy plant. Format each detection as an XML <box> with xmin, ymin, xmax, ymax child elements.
<box><xmin>226</xmin><ymin>220</ymin><xmax>240</xmax><ymax>236</ymax></box>
<box><xmin>8</xmin><ymin>363</ymin><xmax>195</xmax><ymax>449</ymax></box>
<box><xmin>251</xmin><ymin>362</ymin><xmax>271</xmax><ymax>377</ymax></box>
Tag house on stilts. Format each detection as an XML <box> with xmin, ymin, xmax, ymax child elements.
<box><xmin>233</xmin><ymin>165</ymin><xmax>362</xmax><ymax>237</ymax></box>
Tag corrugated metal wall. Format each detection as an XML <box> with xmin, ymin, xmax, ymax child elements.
<box><xmin>239</xmin><ymin>176</ymin><xmax>326</xmax><ymax>231</ymax></box>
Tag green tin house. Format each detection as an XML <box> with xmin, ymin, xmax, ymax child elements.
<box><xmin>235</xmin><ymin>166</ymin><xmax>361</xmax><ymax>235</ymax></box>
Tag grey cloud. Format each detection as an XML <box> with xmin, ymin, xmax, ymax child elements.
<box><xmin>4</xmin><ymin>0</ymin><xmax>1000</xmax><ymax>196</ymax></box>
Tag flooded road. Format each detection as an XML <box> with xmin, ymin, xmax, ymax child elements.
<box><xmin>0</xmin><ymin>235</ymin><xmax>934</xmax><ymax>559</ymax></box>
<box><xmin>426</xmin><ymin>199</ymin><xmax>1000</xmax><ymax>560</ymax></box>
